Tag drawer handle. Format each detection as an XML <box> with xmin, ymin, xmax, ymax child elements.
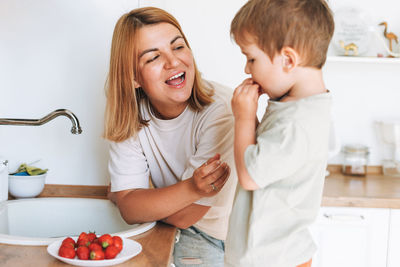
<box><xmin>323</xmin><ymin>213</ymin><xmax>365</xmax><ymax>221</ymax></box>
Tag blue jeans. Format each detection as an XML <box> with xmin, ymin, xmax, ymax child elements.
<box><xmin>173</xmin><ymin>226</ymin><xmax>225</xmax><ymax>267</ymax></box>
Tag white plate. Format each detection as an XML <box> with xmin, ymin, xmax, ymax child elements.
<box><xmin>47</xmin><ymin>237</ymin><xmax>142</xmax><ymax>266</ymax></box>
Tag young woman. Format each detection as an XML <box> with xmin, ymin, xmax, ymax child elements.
<box><xmin>104</xmin><ymin>7</ymin><xmax>237</xmax><ymax>266</ymax></box>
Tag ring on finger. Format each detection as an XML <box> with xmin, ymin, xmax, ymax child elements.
<box><xmin>211</xmin><ymin>184</ymin><xmax>217</xmax><ymax>191</ymax></box>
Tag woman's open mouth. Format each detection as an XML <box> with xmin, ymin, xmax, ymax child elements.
<box><xmin>165</xmin><ymin>72</ymin><xmax>185</xmax><ymax>86</ymax></box>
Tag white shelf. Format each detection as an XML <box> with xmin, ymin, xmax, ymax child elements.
<box><xmin>327</xmin><ymin>56</ymin><xmax>400</xmax><ymax>64</ymax></box>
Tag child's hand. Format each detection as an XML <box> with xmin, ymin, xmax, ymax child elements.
<box><xmin>190</xmin><ymin>154</ymin><xmax>230</xmax><ymax>197</ymax></box>
<box><xmin>231</xmin><ymin>78</ymin><xmax>260</xmax><ymax>121</ymax></box>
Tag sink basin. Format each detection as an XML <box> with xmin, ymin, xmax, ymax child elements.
<box><xmin>0</xmin><ymin>198</ymin><xmax>155</xmax><ymax>246</ymax></box>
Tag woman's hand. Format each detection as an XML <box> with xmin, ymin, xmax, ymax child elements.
<box><xmin>231</xmin><ymin>78</ymin><xmax>260</xmax><ymax>122</ymax></box>
<box><xmin>190</xmin><ymin>154</ymin><xmax>230</xmax><ymax>197</ymax></box>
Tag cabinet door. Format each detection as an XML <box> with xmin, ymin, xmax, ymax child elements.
<box><xmin>388</xmin><ymin>209</ymin><xmax>400</xmax><ymax>267</ymax></box>
<box><xmin>310</xmin><ymin>207</ymin><xmax>389</xmax><ymax>267</ymax></box>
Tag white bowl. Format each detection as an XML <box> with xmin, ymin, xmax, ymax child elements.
<box><xmin>8</xmin><ymin>173</ymin><xmax>46</xmax><ymax>198</ymax></box>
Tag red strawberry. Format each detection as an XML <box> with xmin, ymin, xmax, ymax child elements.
<box><xmin>98</xmin><ymin>234</ymin><xmax>114</xmax><ymax>249</ymax></box>
<box><xmin>61</xmin><ymin>242</ymin><xmax>75</xmax><ymax>249</ymax></box>
<box><xmin>88</xmin><ymin>242</ymin><xmax>102</xmax><ymax>252</ymax></box>
<box><xmin>76</xmin><ymin>246</ymin><xmax>90</xmax><ymax>260</ymax></box>
<box><xmin>77</xmin><ymin>236</ymin><xmax>90</xmax><ymax>247</ymax></box>
<box><xmin>87</xmin><ymin>232</ymin><xmax>97</xmax><ymax>243</ymax></box>
<box><xmin>61</xmin><ymin>237</ymin><xmax>76</xmax><ymax>248</ymax></box>
<box><xmin>112</xmin><ymin>236</ymin><xmax>123</xmax><ymax>252</ymax></box>
<box><xmin>105</xmin><ymin>245</ymin><xmax>120</xmax><ymax>259</ymax></box>
<box><xmin>90</xmin><ymin>249</ymin><xmax>105</xmax><ymax>260</ymax></box>
<box><xmin>77</xmin><ymin>232</ymin><xmax>91</xmax><ymax>247</ymax></box>
<box><xmin>58</xmin><ymin>245</ymin><xmax>76</xmax><ymax>259</ymax></box>
<box><xmin>78</xmin><ymin>232</ymin><xmax>88</xmax><ymax>240</ymax></box>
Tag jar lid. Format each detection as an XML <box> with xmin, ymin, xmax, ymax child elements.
<box><xmin>343</xmin><ymin>144</ymin><xmax>370</xmax><ymax>154</ymax></box>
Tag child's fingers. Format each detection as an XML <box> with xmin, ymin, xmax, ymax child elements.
<box><xmin>234</xmin><ymin>78</ymin><xmax>253</xmax><ymax>96</ymax></box>
<box><xmin>241</xmin><ymin>78</ymin><xmax>253</xmax><ymax>86</ymax></box>
<box><xmin>234</xmin><ymin>85</ymin><xmax>250</xmax><ymax>98</ymax></box>
<box><xmin>240</xmin><ymin>84</ymin><xmax>259</xmax><ymax>98</ymax></box>
<box><xmin>233</xmin><ymin>84</ymin><xmax>244</xmax><ymax>97</ymax></box>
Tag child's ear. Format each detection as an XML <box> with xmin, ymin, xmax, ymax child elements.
<box><xmin>281</xmin><ymin>47</ymin><xmax>299</xmax><ymax>72</ymax></box>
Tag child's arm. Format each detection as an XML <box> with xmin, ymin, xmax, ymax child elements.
<box><xmin>231</xmin><ymin>79</ymin><xmax>261</xmax><ymax>191</ymax></box>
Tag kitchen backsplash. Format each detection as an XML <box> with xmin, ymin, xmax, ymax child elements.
<box><xmin>0</xmin><ymin>0</ymin><xmax>398</xmax><ymax>185</ymax></box>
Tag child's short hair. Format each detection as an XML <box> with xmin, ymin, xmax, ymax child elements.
<box><xmin>231</xmin><ymin>0</ymin><xmax>334</xmax><ymax>69</ymax></box>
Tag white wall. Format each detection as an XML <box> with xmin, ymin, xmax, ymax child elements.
<box><xmin>142</xmin><ymin>0</ymin><xmax>400</xmax><ymax>165</ymax></box>
<box><xmin>0</xmin><ymin>0</ymin><xmax>399</xmax><ymax>186</ymax></box>
<box><xmin>0</xmin><ymin>0</ymin><xmax>139</xmax><ymax>185</ymax></box>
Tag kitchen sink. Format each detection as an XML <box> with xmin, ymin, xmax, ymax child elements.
<box><xmin>0</xmin><ymin>197</ymin><xmax>155</xmax><ymax>246</ymax></box>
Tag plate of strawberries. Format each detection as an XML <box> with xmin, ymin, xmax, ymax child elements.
<box><xmin>47</xmin><ymin>232</ymin><xmax>142</xmax><ymax>266</ymax></box>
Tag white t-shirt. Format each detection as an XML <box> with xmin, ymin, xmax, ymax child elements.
<box><xmin>108</xmin><ymin>81</ymin><xmax>237</xmax><ymax>240</ymax></box>
<box><xmin>225</xmin><ymin>92</ymin><xmax>332</xmax><ymax>267</ymax></box>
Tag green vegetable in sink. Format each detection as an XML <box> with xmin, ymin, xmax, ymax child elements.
<box><xmin>11</xmin><ymin>163</ymin><xmax>48</xmax><ymax>176</ymax></box>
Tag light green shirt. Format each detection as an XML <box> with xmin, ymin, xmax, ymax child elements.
<box><xmin>225</xmin><ymin>92</ymin><xmax>332</xmax><ymax>267</ymax></box>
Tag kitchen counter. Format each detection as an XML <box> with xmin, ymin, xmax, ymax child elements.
<box><xmin>26</xmin><ymin>166</ymin><xmax>400</xmax><ymax>210</ymax></box>
<box><xmin>0</xmin><ymin>222</ymin><xmax>176</xmax><ymax>267</ymax></box>
<box><xmin>323</xmin><ymin>165</ymin><xmax>400</xmax><ymax>209</ymax></box>
<box><xmin>3</xmin><ymin>165</ymin><xmax>400</xmax><ymax>266</ymax></box>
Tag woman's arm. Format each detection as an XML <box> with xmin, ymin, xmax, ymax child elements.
<box><xmin>162</xmin><ymin>162</ymin><xmax>231</xmax><ymax>228</ymax></box>
<box><xmin>162</xmin><ymin>204</ymin><xmax>210</xmax><ymax>229</ymax></box>
<box><xmin>111</xmin><ymin>155</ymin><xmax>230</xmax><ymax>226</ymax></box>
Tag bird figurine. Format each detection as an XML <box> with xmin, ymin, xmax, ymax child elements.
<box><xmin>379</xmin><ymin>21</ymin><xmax>398</xmax><ymax>53</ymax></box>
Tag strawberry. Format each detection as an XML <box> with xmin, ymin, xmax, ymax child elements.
<box><xmin>77</xmin><ymin>236</ymin><xmax>90</xmax><ymax>247</ymax></box>
<box><xmin>90</xmin><ymin>249</ymin><xmax>105</xmax><ymax>260</ymax></box>
<box><xmin>98</xmin><ymin>234</ymin><xmax>113</xmax><ymax>249</ymax></box>
<box><xmin>105</xmin><ymin>245</ymin><xmax>120</xmax><ymax>259</ymax></box>
<box><xmin>87</xmin><ymin>232</ymin><xmax>97</xmax><ymax>243</ymax></box>
<box><xmin>58</xmin><ymin>245</ymin><xmax>76</xmax><ymax>259</ymax></box>
<box><xmin>112</xmin><ymin>236</ymin><xmax>123</xmax><ymax>252</ymax></box>
<box><xmin>76</xmin><ymin>246</ymin><xmax>90</xmax><ymax>260</ymax></box>
<box><xmin>78</xmin><ymin>232</ymin><xmax>88</xmax><ymax>241</ymax></box>
<box><xmin>61</xmin><ymin>237</ymin><xmax>76</xmax><ymax>248</ymax></box>
<box><xmin>77</xmin><ymin>232</ymin><xmax>91</xmax><ymax>247</ymax></box>
<box><xmin>88</xmin><ymin>242</ymin><xmax>102</xmax><ymax>252</ymax></box>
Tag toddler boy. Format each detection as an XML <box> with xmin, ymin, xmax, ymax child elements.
<box><xmin>225</xmin><ymin>0</ymin><xmax>335</xmax><ymax>266</ymax></box>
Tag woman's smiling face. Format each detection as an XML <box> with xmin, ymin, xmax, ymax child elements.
<box><xmin>135</xmin><ymin>22</ymin><xmax>195</xmax><ymax>119</ymax></box>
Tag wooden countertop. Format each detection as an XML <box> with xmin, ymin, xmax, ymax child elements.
<box><xmin>25</xmin><ymin>166</ymin><xmax>400</xmax><ymax>210</ymax></box>
<box><xmin>322</xmin><ymin>165</ymin><xmax>400</xmax><ymax>209</ymax></box>
<box><xmin>3</xmin><ymin>165</ymin><xmax>400</xmax><ymax>266</ymax></box>
<box><xmin>0</xmin><ymin>222</ymin><xmax>176</xmax><ymax>267</ymax></box>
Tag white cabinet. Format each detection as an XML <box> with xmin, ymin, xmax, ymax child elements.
<box><xmin>387</xmin><ymin>209</ymin><xmax>400</xmax><ymax>267</ymax></box>
<box><xmin>310</xmin><ymin>207</ymin><xmax>390</xmax><ymax>267</ymax></box>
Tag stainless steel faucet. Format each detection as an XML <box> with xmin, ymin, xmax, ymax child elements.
<box><xmin>0</xmin><ymin>109</ymin><xmax>82</xmax><ymax>134</ymax></box>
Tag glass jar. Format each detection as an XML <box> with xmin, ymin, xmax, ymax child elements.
<box><xmin>342</xmin><ymin>144</ymin><xmax>369</xmax><ymax>176</ymax></box>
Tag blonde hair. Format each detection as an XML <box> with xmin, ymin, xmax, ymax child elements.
<box><xmin>104</xmin><ymin>7</ymin><xmax>214</xmax><ymax>142</ymax></box>
<box><xmin>231</xmin><ymin>0</ymin><xmax>334</xmax><ymax>68</ymax></box>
